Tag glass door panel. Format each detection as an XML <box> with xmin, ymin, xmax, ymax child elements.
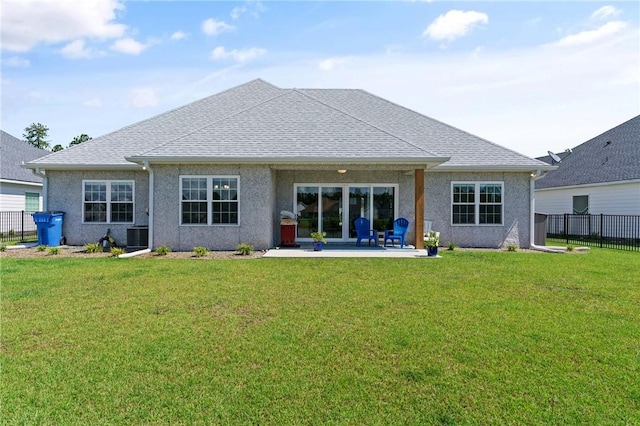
<box><xmin>296</xmin><ymin>186</ymin><xmax>318</xmax><ymax>238</ymax></box>
<box><xmin>321</xmin><ymin>186</ymin><xmax>342</xmax><ymax>239</ymax></box>
<box><xmin>348</xmin><ymin>187</ymin><xmax>371</xmax><ymax>238</ymax></box>
<box><xmin>373</xmin><ymin>186</ymin><xmax>395</xmax><ymax>232</ymax></box>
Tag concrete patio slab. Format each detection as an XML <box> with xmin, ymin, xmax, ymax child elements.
<box><xmin>263</xmin><ymin>244</ymin><xmax>442</xmax><ymax>258</ymax></box>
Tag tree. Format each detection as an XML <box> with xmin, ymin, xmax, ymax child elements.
<box><xmin>52</xmin><ymin>144</ymin><xmax>64</xmax><ymax>152</ymax></box>
<box><xmin>23</xmin><ymin>123</ymin><xmax>50</xmax><ymax>150</ymax></box>
<box><xmin>69</xmin><ymin>133</ymin><xmax>92</xmax><ymax>147</ymax></box>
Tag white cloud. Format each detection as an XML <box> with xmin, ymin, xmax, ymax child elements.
<box><xmin>231</xmin><ymin>6</ymin><xmax>246</xmax><ymax>20</ymax></box>
<box><xmin>202</xmin><ymin>18</ymin><xmax>234</xmax><ymax>36</ymax></box>
<box><xmin>318</xmin><ymin>58</ymin><xmax>347</xmax><ymax>72</ymax></box>
<box><xmin>1</xmin><ymin>0</ymin><xmax>127</xmax><ymax>52</ymax></box>
<box><xmin>4</xmin><ymin>56</ymin><xmax>30</xmax><ymax>67</ymax></box>
<box><xmin>591</xmin><ymin>5</ymin><xmax>620</xmax><ymax>21</ymax></box>
<box><xmin>423</xmin><ymin>10</ymin><xmax>488</xmax><ymax>43</ymax></box>
<box><xmin>83</xmin><ymin>98</ymin><xmax>102</xmax><ymax>108</ymax></box>
<box><xmin>553</xmin><ymin>21</ymin><xmax>627</xmax><ymax>48</ymax></box>
<box><xmin>129</xmin><ymin>88</ymin><xmax>158</xmax><ymax>108</ymax></box>
<box><xmin>60</xmin><ymin>39</ymin><xmax>103</xmax><ymax>59</ymax></box>
<box><xmin>110</xmin><ymin>38</ymin><xmax>147</xmax><ymax>55</ymax></box>
<box><xmin>170</xmin><ymin>31</ymin><xmax>188</xmax><ymax>40</ymax></box>
<box><xmin>210</xmin><ymin>46</ymin><xmax>266</xmax><ymax>63</ymax></box>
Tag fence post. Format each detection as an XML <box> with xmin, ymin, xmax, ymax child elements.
<box><xmin>564</xmin><ymin>213</ymin><xmax>569</xmax><ymax>244</ymax></box>
<box><xmin>600</xmin><ymin>214</ymin><xmax>604</xmax><ymax>248</ymax></box>
<box><xmin>21</xmin><ymin>210</ymin><xmax>25</xmax><ymax>241</ymax></box>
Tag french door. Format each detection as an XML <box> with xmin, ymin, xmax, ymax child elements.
<box><xmin>295</xmin><ymin>184</ymin><xmax>396</xmax><ymax>241</ymax></box>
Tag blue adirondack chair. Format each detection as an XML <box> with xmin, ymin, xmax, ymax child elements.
<box><xmin>384</xmin><ymin>217</ymin><xmax>409</xmax><ymax>248</ymax></box>
<box><xmin>354</xmin><ymin>217</ymin><xmax>378</xmax><ymax>247</ymax></box>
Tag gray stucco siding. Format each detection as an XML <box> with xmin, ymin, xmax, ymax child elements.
<box><xmin>151</xmin><ymin>164</ymin><xmax>274</xmax><ymax>251</ymax></box>
<box><xmin>45</xmin><ymin>170</ymin><xmax>149</xmax><ymax>246</ymax></box>
<box><xmin>425</xmin><ymin>172</ymin><xmax>532</xmax><ymax>248</ymax></box>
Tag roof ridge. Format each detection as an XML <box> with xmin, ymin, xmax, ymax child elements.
<box><xmin>295</xmin><ymin>89</ymin><xmax>443</xmax><ymax>158</ymax></box>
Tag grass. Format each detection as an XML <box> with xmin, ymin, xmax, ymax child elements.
<box><xmin>1</xmin><ymin>250</ymin><xmax>639</xmax><ymax>424</ymax></box>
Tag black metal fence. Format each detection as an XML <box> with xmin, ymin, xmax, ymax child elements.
<box><xmin>546</xmin><ymin>214</ymin><xmax>640</xmax><ymax>252</ymax></box>
<box><xmin>0</xmin><ymin>211</ymin><xmax>38</xmax><ymax>243</ymax></box>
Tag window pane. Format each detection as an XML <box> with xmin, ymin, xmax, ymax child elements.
<box><xmin>182</xmin><ymin>178</ymin><xmax>207</xmax><ymax>201</ymax></box>
<box><xmin>480</xmin><ymin>205</ymin><xmax>502</xmax><ymax>224</ymax></box>
<box><xmin>85</xmin><ymin>182</ymin><xmax>106</xmax><ymax>202</ymax></box>
<box><xmin>373</xmin><ymin>187</ymin><xmax>395</xmax><ymax>231</ymax></box>
<box><xmin>297</xmin><ymin>186</ymin><xmax>319</xmax><ymax>238</ymax></box>
<box><xmin>182</xmin><ymin>202</ymin><xmax>208</xmax><ymax>224</ymax></box>
<box><xmin>25</xmin><ymin>192</ymin><xmax>39</xmax><ymax>211</ymax></box>
<box><xmin>111</xmin><ymin>203</ymin><xmax>133</xmax><ymax>223</ymax></box>
<box><xmin>85</xmin><ymin>203</ymin><xmax>106</xmax><ymax>222</ymax></box>
<box><xmin>453</xmin><ymin>205</ymin><xmax>475</xmax><ymax>224</ymax></box>
<box><xmin>212</xmin><ymin>201</ymin><xmax>238</xmax><ymax>224</ymax></box>
<box><xmin>111</xmin><ymin>182</ymin><xmax>133</xmax><ymax>202</ymax></box>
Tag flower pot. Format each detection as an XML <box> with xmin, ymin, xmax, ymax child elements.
<box><xmin>427</xmin><ymin>246</ymin><xmax>438</xmax><ymax>257</ymax></box>
<box><xmin>313</xmin><ymin>241</ymin><xmax>324</xmax><ymax>251</ymax></box>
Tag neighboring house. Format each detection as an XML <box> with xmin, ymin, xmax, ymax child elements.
<box><xmin>23</xmin><ymin>79</ymin><xmax>552</xmax><ymax>250</ymax></box>
<box><xmin>1</xmin><ymin>130</ymin><xmax>46</xmax><ymax>212</ymax></box>
<box><xmin>535</xmin><ymin>115</ymin><xmax>640</xmax><ymax>216</ymax></box>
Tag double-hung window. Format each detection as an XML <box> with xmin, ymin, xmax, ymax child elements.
<box><xmin>452</xmin><ymin>182</ymin><xmax>503</xmax><ymax>225</ymax></box>
<box><xmin>181</xmin><ymin>176</ymin><xmax>239</xmax><ymax>225</ymax></box>
<box><xmin>83</xmin><ymin>180</ymin><xmax>134</xmax><ymax>223</ymax></box>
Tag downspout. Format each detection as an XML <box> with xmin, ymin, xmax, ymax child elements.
<box><xmin>529</xmin><ymin>169</ymin><xmax>543</xmax><ymax>249</ymax></box>
<box><xmin>143</xmin><ymin>161</ymin><xmax>154</xmax><ymax>250</ymax></box>
<box><xmin>31</xmin><ymin>168</ymin><xmax>47</xmax><ymax>211</ymax></box>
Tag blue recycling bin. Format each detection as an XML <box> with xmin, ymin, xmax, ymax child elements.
<box><xmin>32</xmin><ymin>211</ymin><xmax>65</xmax><ymax>246</ymax></box>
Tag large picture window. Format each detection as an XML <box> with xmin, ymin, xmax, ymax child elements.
<box><xmin>452</xmin><ymin>182</ymin><xmax>503</xmax><ymax>225</ymax></box>
<box><xmin>83</xmin><ymin>180</ymin><xmax>134</xmax><ymax>223</ymax></box>
<box><xmin>181</xmin><ymin>176</ymin><xmax>239</xmax><ymax>225</ymax></box>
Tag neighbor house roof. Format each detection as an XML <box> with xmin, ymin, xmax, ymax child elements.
<box><xmin>24</xmin><ymin>79</ymin><xmax>550</xmax><ymax>172</ymax></box>
<box><xmin>1</xmin><ymin>130</ymin><xmax>47</xmax><ymax>183</ymax></box>
<box><xmin>536</xmin><ymin>115</ymin><xmax>640</xmax><ymax>189</ymax></box>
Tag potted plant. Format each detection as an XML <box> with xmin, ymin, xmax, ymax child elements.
<box><xmin>310</xmin><ymin>231</ymin><xmax>327</xmax><ymax>251</ymax></box>
<box><xmin>424</xmin><ymin>230</ymin><xmax>440</xmax><ymax>257</ymax></box>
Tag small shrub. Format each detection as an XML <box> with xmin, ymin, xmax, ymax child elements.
<box><xmin>447</xmin><ymin>241</ymin><xmax>457</xmax><ymax>251</ymax></box>
<box><xmin>155</xmin><ymin>245</ymin><xmax>171</xmax><ymax>256</ymax></box>
<box><xmin>110</xmin><ymin>247</ymin><xmax>126</xmax><ymax>257</ymax></box>
<box><xmin>506</xmin><ymin>244</ymin><xmax>518</xmax><ymax>252</ymax></box>
<box><xmin>8</xmin><ymin>229</ymin><xmax>15</xmax><ymax>237</ymax></box>
<box><xmin>47</xmin><ymin>247</ymin><xmax>61</xmax><ymax>255</ymax></box>
<box><xmin>0</xmin><ymin>232</ymin><xmax>4</xmax><ymax>238</ymax></box>
<box><xmin>36</xmin><ymin>245</ymin><xmax>47</xmax><ymax>252</ymax></box>
<box><xmin>85</xmin><ymin>242</ymin><xmax>102</xmax><ymax>253</ymax></box>
<box><xmin>237</xmin><ymin>243</ymin><xmax>254</xmax><ymax>256</ymax></box>
<box><xmin>193</xmin><ymin>246</ymin><xmax>209</xmax><ymax>257</ymax></box>
<box><xmin>0</xmin><ymin>244</ymin><xmax>6</xmax><ymax>252</ymax></box>
<box><xmin>566</xmin><ymin>244</ymin><xmax>575</xmax><ymax>252</ymax></box>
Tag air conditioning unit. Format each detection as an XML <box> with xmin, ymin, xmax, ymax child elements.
<box><xmin>127</xmin><ymin>226</ymin><xmax>149</xmax><ymax>250</ymax></box>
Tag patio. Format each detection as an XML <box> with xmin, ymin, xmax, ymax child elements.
<box><xmin>263</xmin><ymin>243</ymin><xmax>441</xmax><ymax>258</ymax></box>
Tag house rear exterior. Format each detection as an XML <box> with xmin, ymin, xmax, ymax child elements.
<box><xmin>24</xmin><ymin>79</ymin><xmax>552</xmax><ymax>251</ymax></box>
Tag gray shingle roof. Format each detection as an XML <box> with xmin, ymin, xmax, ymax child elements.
<box><xmin>25</xmin><ymin>79</ymin><xmax>550</xmax><ymax>171</ymax></box>
<box><xmin>1</xmin><ymin>130</ymin><xmax>47</xmax><ymax>183</ymax></box>
<box><xmin>536</xmin><ymin>115</ymin><xmax>640</xmax><ymax>189</ymax></box>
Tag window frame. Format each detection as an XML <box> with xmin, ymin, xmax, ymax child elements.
<box><xmin>451</xmin><ymin>181</ymin><xmax>504</xmax><ymax>226</ymax></box>
<box><xmin>82</xmin><ymin>180</ymin><xmax>135</xmax><ymax>224</ymax></box>
<box><xmin>180</xmin><ymin>175</ymin><xmax>240</xmax><ymax>226</ymax></box>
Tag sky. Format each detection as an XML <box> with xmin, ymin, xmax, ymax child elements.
<box><xmin>1</xmin><ymin>0</ymin><xmax>638</xmax><ymax>158</ymax></box>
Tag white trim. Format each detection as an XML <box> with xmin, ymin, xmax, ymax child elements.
<box><xmin>433</xmin><ymin>165</ymin><xmax>556</xmax><ymax>172</ymax></box>
<box><xmin>179</xmin><ymin>175</ymin><xmax>240</xmax><ymax>226</ymax></box>
<box><xmin>0</xmin><ymin>179</ymin><xmax>43</xmax><ymax>187</ymax></box>
<box><xmin>451</xmin><ymin>181</ymin><xmax>504</xmax><ymax>226</ymax></box>
<box><xmin>82</xmin><ymin>180</ymin><xmax>135</xmax><ymax>224</ymax></box>
<box><xmin>128</xmin><ymin>155</ymin><xmax>450</xmax><ymax>166</ymax></box>
<box><xmin>535</xmin><ymin>179</ymin><xmax>640</xmax><ymax>191</ymax></box>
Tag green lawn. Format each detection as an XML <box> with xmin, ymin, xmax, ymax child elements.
<box><xmin>2</xmin><ymin>250</ymin><xmax>639</xmax><ymax>424</ymax></box>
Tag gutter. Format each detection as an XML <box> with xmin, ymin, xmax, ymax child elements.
<box><xmin>529</xmin><ymin>169</ymin><xmax>545</xmax><ymax>248</ymax></box>
<box><xmin>31</xmin><ymin>168</ymin><xmax>48</xmax><ymax>211</ymax></box>
<box><xmin>144</xmin><ymin>161</ymin><xmax>154</xmax><ymax>251</ymax></box>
